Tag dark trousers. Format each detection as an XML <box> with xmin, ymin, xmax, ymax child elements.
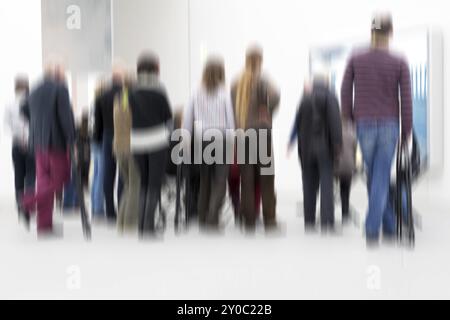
<box><xmin>135</xmin><ymin>149</ymin><xmax>168</xmax><ymax>234</ymax></box>
<box><xmin>340</xmin><ymin>176</ymin><xmax>352</xmax><ymax>218</ymax></box>
<box><xmin>185</xmin><ymin>164</ymin><xmax>200</xmax><ymax>220</ymax></box>
<box><xmin>302</xmin><ymin>149</ymin><xmax>335</xmax><ymax>227</ymax></box>
<box><xmin>102</xmin><ymin>136</ymin><xmax>123</xmax><ymax>219</ymax></box>
<box><xmin>238</xmin><ymin>132</ymin><xmax>276</xmax><ymax>229</ymax></box>
<box><xmin>228</xmin><ymin>162</ymin><xmax>261</xmax><ymax>222</ymax></box>
<box><xmin>198</xmin><ymin>164</ymin><xmax>228</xmax><ymax>227</ymax></box>
<box><xmin>12</xmin><ymin>144</ymin><xmax>35</xmax><ymax>204</ymax></box>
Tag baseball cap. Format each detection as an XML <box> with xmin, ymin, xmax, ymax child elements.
<box><xmin>371</xmin><ymin>13</ymin><xmax>393</xmax><ymax>35</ymax></box>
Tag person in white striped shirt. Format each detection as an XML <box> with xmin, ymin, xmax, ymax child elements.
<box><xmin>183</xmin><ymin>57</ymin><xmax>235</xmax><ymax>230</ymax></box>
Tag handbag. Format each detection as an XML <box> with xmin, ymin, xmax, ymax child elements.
<box><xmin>334</xmin><ymin>120</ymin><xmax>357</xmax><ymax>178</ymax></box>
<box><xmin>395</xmin><ymin>140</ymin><xmax>415</xmax><ymax>246</ymax></box>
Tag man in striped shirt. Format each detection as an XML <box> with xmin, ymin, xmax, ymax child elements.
<box><xmin>341</xmin><ymin>13</ymin><xmax>413</xmax><ymax>246</ymax></box>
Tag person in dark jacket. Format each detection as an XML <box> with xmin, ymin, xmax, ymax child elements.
<box><xmin>130</xmin><ymin>52</ymin><xmax>173</xmax><ymax>237</ymax></box>
<box><xmin>93</xmin><ymin>66</ymin><xmax>124</xmax><ymax>223</ymax></box>
<box><xmin>21</xmin><ymin>63</ymin><xmax>75</xmax><ymax>235</ymax></box>
<box><xmin>288</xmin><ymin>77</ymin><xmax>342</xmax><ymax>232</ymax></box>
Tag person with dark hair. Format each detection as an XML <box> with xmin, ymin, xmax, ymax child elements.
<box><xmin>130</xmin><ymin>52</ymin><xmax>173</xmax><ymax>237</ymax></box>
<box><xmin>3</xmin><ymin>75</ymin><xmax>35</xmax><ymax>225</ymax></box>
<box><xmin>93</xmin><ymin>65</ymin><xmax>125</xmax><ymax>224</ymax></box>
<box><xmin>341</xmin><ymin>13</ymin><xmax>413</xmax><ymax>246</ymax></box>
<box><xmin>21</xmin><ymin>63</ymin><xmax>75</xmax><ymax>235</ymax></box>
<box><xmin>231</xmin><ymin>46</ymin><xmax>280</xmax><ymax>232</ymax></box>
<box><xmin>289</xmin><ymin>76</ymin><xmax>343</xmax><ymax>232</ymax></box>
<box><xmin>183</xmin><ymin>57</ymin><xmax>235</xmax><ymax>230</ymax></box>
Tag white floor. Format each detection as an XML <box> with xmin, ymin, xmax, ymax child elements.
<box><xmin>0</xmin><ymin>185</ymin><xmax>450</xmax><ymax>300</ymax></box>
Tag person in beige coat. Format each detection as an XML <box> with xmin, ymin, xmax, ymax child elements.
<box><xmin>114</xmin><ymin>87</ymin><xmax>140</xmax><ymax>232</ymax></box>
<box><xmin>231</xmin><ymin>46</ymin><xmax>280</xmax><ymax>232</ymax></box>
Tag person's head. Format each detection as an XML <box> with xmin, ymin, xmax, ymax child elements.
<box><xmin>124</xmin><ymin>70</ymin><xmax>136</xmax><ymax>87</ymax></box>
<box><xmin>137</xmin><ymin>51</ymin><xmax>160</xmax><ymax>76</ymax></box>
<box><xmin>55</xmin><ymin>64</ymin><xmax>67</xmax><ymax>84</ymax></box>
<box><xmin>371</xmin><ymin>12</ymin><xmax>393</xmax><ymax>48</ymax></box>
<box><xmin>202</xmin><ymin>57</ymin><xmax>225</xmax><ymax>93</ymax></box>
<box><xmin>95</xmin><ymin>77</ymin><xmax>107</xmax><ymax>98</ymax></box>
<box><xmin>14</xmin><ymin>75</ymin><xmax>29</xmax><ymax>98</ymax></box>
<box><xmin>245</xmin><ymin>45</ymin><xmax>263</xmax><ymax>73</ymax></box>
<box><xmin>173</xmin><ymin>109</ymin><xmax>183</xmax><ymax>130</ymax></box>
<box><xmin>80</xmin><ymin>112</ymin><xmax>89</xmax><ymax>135</ymax></box>
<box><xmin>312</xmin><ymin>63</ymin><xmax>330</xmax><ymax>86</ymax></box>
<box><xmin>44</xmin><ymin>55</ymin><xmax>65</xmax><ymax>82</ymax></box>
<box><xmin>112</xmin><ymin>60</ymin><xmax>126</xmax><ymax>85</ymax></box>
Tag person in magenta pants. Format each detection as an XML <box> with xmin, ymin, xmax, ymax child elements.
<box><xmin>21</xmin><ymin>63</ymin><xmax>75</xmax><ymax>235</ymax></box>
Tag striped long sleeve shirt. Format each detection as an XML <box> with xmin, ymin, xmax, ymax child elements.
<box><xmin>341</xmin><ymin>48</ymin><xmax>413</xmax><ymax>138</ymax></box>
<box><xmin>183</xmin><ymin>86</ymin><xmax>236</xmax><ymax>136</ymax></box>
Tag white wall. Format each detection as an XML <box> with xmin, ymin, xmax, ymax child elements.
<box><xmin>0</xmin><ymin>0</ymin><xmax>42</xmax><ymax>199</ymax></box>
<box><xmin>112</xmin><ymin>0</ymin><xmax>190</xmax><ymax>109</ymax></box>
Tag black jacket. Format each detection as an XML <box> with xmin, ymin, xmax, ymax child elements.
<box><xmin>93</xmin><ymin>82</ymin><xmax>122</xmax><ymax>141</ymax></box>
<box><xmin>129</xmin><ymin>84</ymin><xmax>173</xmax><ymax>154</ymax></box>
<box><xmin>294</xmin><ymin>82</ymin><xmax>342</xmax><ymax>166</ymax></box>
<box><xmin>23</xmin><ymin>77</ymin><xmax>75</xmax><ymax>152</ymax></box>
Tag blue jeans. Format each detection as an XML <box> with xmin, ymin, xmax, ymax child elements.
<box><xmin>91</xmin><ymin>142</ymin><xmax>105</xmax><ymax>216</ymax></box>
<box><xmin>357</xmin><ymin>120</ymin><xmax>399</xmax><ymax>239</ymax></box>
<box><xmin>63</xmin><ymin>175</ymin><xmax>79</xmax><ymax>209</ymax></box>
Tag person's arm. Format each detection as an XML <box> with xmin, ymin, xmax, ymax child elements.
<box><xmin>288</xmin><ymin>102</ymin><xmax>302</xmax><ymax>148</ymax></box>
<box><xmin>341</xmin><ymin>56</ymin><xmax>354</xmax><ymax>122</ymax></box>
<box><xmin>163</xmin><ymin>95</ymin><xmax>174</xmax><ymax>132</ymax></box>
<box><xmin>225</xmin><ymin>92</ymin><xmax>236</xmax><ymax>131</ymax></box>
<box><xmin>93</xmin><ymin>96</ymin><xmax>103</xmax><ymax>144</ymax></box>
<box><xmin>182</xmin><ymin>95</ymin><xmax>195</xmax><ymax>134</ymax></box>
<box><xmin>20</xmin><ymin>99</ymin><xmax>30</xmax><ymax>121</ymax></box>
<box><xmin>263</xmin><ymin>79</ymin><xmax>281</xmax><ymax>115</ymax></box>
<box><xmin>399</xmin><ymin>59</ymin><xmax>413</xmax><ymax>142</ymax></box>
<box><xmin>327</xmin><ymin>91</ymin><xmax>343</xmax><ymax>156</ymax></box>
<box><xmin>56</xmin><ymin>85</ymin><xmax>76</xmax><ymax>147</ymax></box>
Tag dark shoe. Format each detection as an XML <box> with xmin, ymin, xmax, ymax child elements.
<box><xmin>304</xmin><ymin>222</ymin><xmax>318</xmax><ymax>234</ymax></box>
<box><xmin>37</xmin><ymin>225</ymin><xmax>64</xmax><ymax>239</ymax></box>
<box><xmin>323</xmin><ymin>225</ymin><xmax>343</xmax><ymax>236</ymax></box>
<box><xmin>92</xmin><ymin>215</ymin><xmax>106</xmax><ymax>224</ymax></box>
<box><xmin>139</xmin><ymin>230</ymin><xmax>163</xmax><ymax>241</ymax></box>
<box><xmin>200</xmin><ymin>223</ymin><xmax>225</xmax><ymax>236</ymax></box>
<box><xmin>382</xmin><ymin>233</ymin><xmax>397</xmax><ymax>246</ymax></box>
<box><xmin>17</xmin><ymin>203</ymin><xmax>30</xmax><ymax>231</ymax></box>
<box><xmin>106</xmin><ymin>215</ymin><xmax>117</xmax><ymax>226</ymax></box>
<box><xmin>366</xmin><ymin>236</ymin><xmax>380</xmax><ymax>249</ymax></box>
<box><xmin>342</xmin><ymin>214</ymin><xmax>351</xmax><ymax>226</ymax></box>
<box><xmin>243</xmin><ymin>223</ymin><xmax>256</xmax><ymax>236</ymax></box>
<box><xmin>320</xmin><ymin>222</ymin><xmax>336</xmax><ymax>235</ymax></box>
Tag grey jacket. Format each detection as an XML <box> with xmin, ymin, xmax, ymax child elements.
<box><xmin>23</xmin><ymin>77</ymin><xmax>75</xmax><ymax>152</ymax></box>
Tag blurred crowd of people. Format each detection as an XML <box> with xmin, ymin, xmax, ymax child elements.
<box><xmin>3</xmin><ymin>13</ymin><xmax>412</xmax><ymax>247</ymax></box>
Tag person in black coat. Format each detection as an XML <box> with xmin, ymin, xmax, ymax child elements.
<box><xmin>93</xmin><ymin>67</ymin><xmax>124</xmax><ymax>223</ymax></box>
<box><xmin>129</xmin><ymin>52</ymin><xmax>173</xmax><ymax>237</ymax></box>
<box><xmin>21</xmin><ymin>64</ymin><xmax>75</xmax><ymax>234</ymax></box>
<box><xmin>288</xmin><ymin>78</ymin><xmax>342</xmax><ymax>232</ymax></box>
